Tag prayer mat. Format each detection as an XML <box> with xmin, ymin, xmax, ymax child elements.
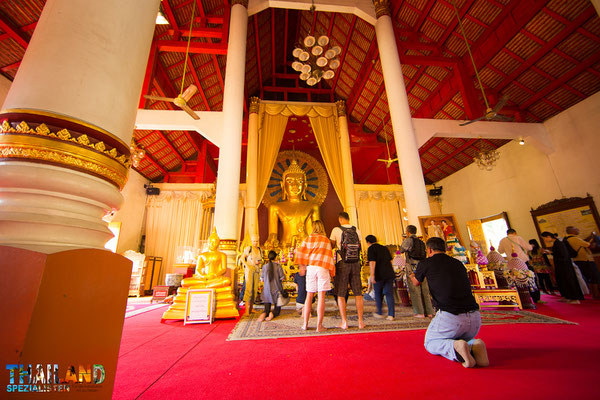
<box><xmin>227</xmin><ymin>300</ymin><xmax>575</xmax><ymax>341</ymax></box>
<box><xmin>125</xmin><ymin>300</ymin><xmax>168</xmax><ymax>318</ymax></box>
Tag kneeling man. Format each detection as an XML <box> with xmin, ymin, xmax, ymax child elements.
<box><xmin>408</xmin><ymin>237</ymin><xmax>489</xmax><ymax>368</ymax></box>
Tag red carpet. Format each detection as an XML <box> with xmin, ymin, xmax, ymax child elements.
<box><xmin>113</xmin><ymin>294</ymin><xmax>600</xmax><ymax>399</ymax></box>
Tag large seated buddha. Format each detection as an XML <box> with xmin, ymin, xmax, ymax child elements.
<box><xmin>264</xmin><ymin>160</ymin><xmax>320</xmax><ymax>250</ymax></box>
<box><xmin>162</xmin><ymin>229</ymin><xmax>238</xmax><ymax>321</ymax></box>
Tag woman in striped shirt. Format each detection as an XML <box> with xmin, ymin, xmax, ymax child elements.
<box><xmin>294</xmin><ymin>220</ymin><xmax>335</xmax><ymax>332</ymax></box>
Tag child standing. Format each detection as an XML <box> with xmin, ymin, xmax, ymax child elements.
<box><xmin>258</xmin><ymin>251</ymin><xmax>285</xmax><ymax>321</ymax></box>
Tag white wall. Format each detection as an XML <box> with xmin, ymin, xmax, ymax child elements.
<box><xmin>111</xmin><ymin>169</ymin><xmax>148</xmax><ymax>253</ymax></box>
<box><xmin>438</xmin><ymin>91</ymin><xmax>600</xmax><ymax>246</ymax></box>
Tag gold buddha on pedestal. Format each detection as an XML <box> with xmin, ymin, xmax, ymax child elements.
<box><xmin>162</xmin><ymin>229</ymin><xmax>238</xmax><ymax>321</ymax></box>
<box><xmin>264</xmin><ymin>160</ymin><xmax>321</xmax><ymax>250</ymax></box>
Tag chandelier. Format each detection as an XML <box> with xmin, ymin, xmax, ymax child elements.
<box><xmin>130</xmin><ymin>141</ymin><xmax>145</xmax><ymax>168</ymax></box>
<box><xmin>473</xmin><ymin>145</ymin><xmax>500</xmax><ymax>171</ymax></box>
<box><xmin>291</xmin><ymin>3</ymin><xmax>341</xmax><ymax>86</ymax></box>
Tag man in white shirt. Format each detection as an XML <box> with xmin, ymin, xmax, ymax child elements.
<box><xmin>330</xmin><ymin>211</ymin><xmax>364</xmax><ymax>329</ymax></box>
<box><xmin>498</xmin><ymin>229</ymin><xmax>532</xmax><ymax>262</ymax></box>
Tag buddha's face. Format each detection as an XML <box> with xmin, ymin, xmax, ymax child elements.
<box><xmin>283</xmin><ymin>172</ymin><xmax>305</xmax><ymax>200</ymax></box>
<box><xmin>208</xmin><ymin>235</ymin><xmax>220</xmax><ymax>250</ymax></box>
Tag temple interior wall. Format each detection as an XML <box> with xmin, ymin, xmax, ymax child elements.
<box><xmin>438</xmin><ymin>91</ymin><xmax>600</xmax><ymax>246</ymax></box>
<box><xmin>110</xmin><ymin>169</ymin><xmax>148</xmax><ymax>254</ymax></box>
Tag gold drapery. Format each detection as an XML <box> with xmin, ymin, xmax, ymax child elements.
<box><xmin>145</xmin><ymin>190</ymin><xmax>215</xmax><ymax>278</ymax></box>
<box><xmin>356</xmin><ymin>189</ymin><xmax>406</xmax><ymax>245</ymax></box>
<box><xmin>254</xmin><ymin>102</ymin><xmax>346</xmax><ymax>208</ymax></box>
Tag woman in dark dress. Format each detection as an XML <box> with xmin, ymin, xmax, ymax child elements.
<box><xmin>541</xmin><ymin>232</ymin><xmax>583</xmax><ymax>303</ymax></box>
<box><xmin>258</xmin><ymin>250</ymin><xmax>285</xmax><ymax>321</ymax></box>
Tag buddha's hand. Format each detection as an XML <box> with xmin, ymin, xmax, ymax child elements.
<box><xmin>264</xmin><ymin>234</ymin><xmax>279</xmax><ymax>249</ymax></box>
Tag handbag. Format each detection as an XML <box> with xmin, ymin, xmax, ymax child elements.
<box><xmin>276</xmin><ymin>289</ymin><xmax>290</xmax><ymax>307</ymax></box>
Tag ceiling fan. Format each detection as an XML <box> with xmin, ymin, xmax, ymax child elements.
<box><xmin>143</xmin><ymin>0</ymin><xmax>200</xmax><ymax>121</ymax></box>
<box><xmin>452</xmin><ymin>0</ymin><xmax>513</xmax><ymax>126</ymax></box>
<box><xmin>144</xmin><ymin>84</ymin><xmax>200</xmax><ymax>120</ymax></box>
<box><xmin>377</xmin><ymin>134</ymin><xmax>398</xmax><ymax>168</ymax></box>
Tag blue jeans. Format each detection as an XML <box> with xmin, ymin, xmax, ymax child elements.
<box><xmin>374</xmin><ymin>278</ymin><xmax>395</xmax><ymax>317</ymax></box>
<box><xmin>424</xmin><ymin>310</ymin><xmax>481</xmax><ymax>362</ymax></box>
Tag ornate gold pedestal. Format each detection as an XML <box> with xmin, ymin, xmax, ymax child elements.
<box><xmin>162</xmin><ymin>285</ymin><xmax>238</xmax><ymax>320</ymax></box>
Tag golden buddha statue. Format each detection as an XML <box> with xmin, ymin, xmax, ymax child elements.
<box><xmin>162</xmin><ymin>229</ymin><xmax>239</xmax><ymax>321</ymax></box>
<box><xmin>264</xmin><ymin>160</ymin><xmax>320</xmax><ymax>250</ymax></box>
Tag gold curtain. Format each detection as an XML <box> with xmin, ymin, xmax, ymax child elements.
<box><xmin>356</xmin><ymin>190</ymin><xmax>406</xmax><ymax>245</ymax></box>
<box><xmin>145</xmin><ymin>190</ymin><xmax>214</xmax><ymax>280</ymax></box>
<box><xmin>255</xmin><ymin>102</ymin><xmax>345</xmax><ymax>207</ymax></box>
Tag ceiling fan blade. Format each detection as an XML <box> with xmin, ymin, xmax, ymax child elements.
<box><xmin>492</xmin><ymin>95</ymin><xmax>509</xmax><ymax>113</ymax></box>
<box><xmin>180</xmin><ymin>103</ymin><xmax>200</xmax><ymax>120</ymax></box>
<box><xmin>144</xmin><ymin>95</ymin><xmax>175</xmax><ymax>102</ymax></box>
<box><xmin>493</xmin><ymin>114</ymin><xmax>514</xmax><ymax>122</ymax></box>
<box><xmin>181</xmin><ymin>84</ymin><xmax>198</xmax><ymax>102</ymax></box>
<box><xmin>459</xmin><ymin>115</ymin><xmax>486</xmax><ymax>126</ymax></box>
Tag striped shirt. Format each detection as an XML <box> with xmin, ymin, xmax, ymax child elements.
<box><xmin>294</xmin><ymin>233</ymin><xmax>335</xmax><ymax>272</ymax></box>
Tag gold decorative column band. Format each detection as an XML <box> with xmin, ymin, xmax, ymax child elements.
<box><xmin>219</xmin><ymin>239</ymin><xmax>238</xmax><ymax>252</ymax></box>
<box><xmin>373</xmin><ymin>0</ymin><xmax>391</xmax><ymax>18</ymax></box>
<box><xmin>231</xmin><ymin>0</ymin><xmax>248</xmax><ymax>8</ymax></box>
<box><xmin>0</xmin><ymin>110</ymin><xmax>130</xmax><ymax>189</ymax></box>
<box><xmin>336</xmin><ymin>100</ymin><xmax>347</xmax><ymax>117</ymax></box>
<box><xmin>249</xmin><ymin>97</ymin><xmax>260</xmax><ymax>114</ymax></box>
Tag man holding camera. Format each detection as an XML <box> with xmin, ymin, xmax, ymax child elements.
<box><xmin>408</xmin><ymin>237</ymin><xmax>489</xmax><ymax>368</ymax></box>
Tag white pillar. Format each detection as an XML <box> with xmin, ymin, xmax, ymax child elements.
<box><xmin>374</xmin><ymin>0</ymin><xmax>430</xmax><ymax>231</ymax></box>
<box><xmin>0</xmin><ymin>0</ymin><xmax>160</xmax><ymax>253</ymax></box>
<box><xmin>245</xmin><ymin>97</ymin><xmax>260</xmax><ymax>237</ymax></box>
<box><xmin>213</xmin><ymin>1</ymin><xmax>248</xmax><ymax>242</ymax></box>
<box><xmin>337</xmin><ymin>101</ymin><xmax>358</xmax><ymax>226</ymax></box>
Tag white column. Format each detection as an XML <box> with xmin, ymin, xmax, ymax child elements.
<box><xmin>0</xmin><ymin>0</ymin><xmax>160</xmax><ymax>253</ymax></box>
<box><xmin>374</xmin><ymin>0</ymin><xmax>430</xmax><ymax>231</ymax></box>
<box><xmin>337</xmin><ymin>101</ymin><xmax>358</xmax><ymax>226</ymax></box>
<box><xmin>213</xmin><ymin>1</ymin><xmax>248</xmax><ymax>241</ymax></box>
<box><xmin>245</xmin><ymin>97</ymin><xmax>260</xmax><ymax>237</ymax></box>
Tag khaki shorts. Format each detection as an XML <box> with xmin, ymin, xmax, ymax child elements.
<box><xmin>306</xmin><ymin>265</ymin><xmax>332</xmax><ymax>293</ymax></box>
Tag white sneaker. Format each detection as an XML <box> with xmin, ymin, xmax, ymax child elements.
<box><xmin>386</xmin><ymin>316</ymin><xmax>394</xmax><ymax>321</ymax></box>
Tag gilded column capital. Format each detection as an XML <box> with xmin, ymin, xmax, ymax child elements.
<box><xmin>0</xmin><ymin>110</ymin><xmax>130</xmax><ymax>189</ymax></box>
<box><xmin>336</xmin><ymin>100</ymin><xmax>347</xmax><ymax>117</ymax></box>
<box><xmin>249</xmin><ymin>97</ymin><xmax>260</xmax><ymax>114</ymax></box>
<box><xmin>373</xmin><ymin>0</ymin><xmax>391</xmax><ymax>19</ymax></box>
<box><xmin>231</xmin><ymin>0</ymin><xmax>248</xmax><ymax>8</ymax></box>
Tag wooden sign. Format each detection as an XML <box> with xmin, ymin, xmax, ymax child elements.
<box><xmin>184</xmin><ymin>289</ymin><xmax>215</xmax><ymax>325</ymax></box>
<box><xmin>151</xmin><ymin>285</ymin><xmax>170</xmax><ymax>303</ymax></box>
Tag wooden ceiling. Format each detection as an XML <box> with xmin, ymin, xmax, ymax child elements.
<box><xmin>1</xmin><ymin>0</ymin><xmax>599</xmax><ymax>185</ymax></box>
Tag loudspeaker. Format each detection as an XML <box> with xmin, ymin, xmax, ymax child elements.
<box><xmin>429</xmin><ymin>187</ymin><xmax>442</xmax><ymax>196</ymax></box>
<box><xmin>145</xmin><ymin>187</ymin><xmax>160</xmax><ymax>196</ymax></box>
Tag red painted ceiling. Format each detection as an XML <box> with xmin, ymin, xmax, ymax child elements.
<box><xmin>1</xmin><ymin>0</ymin><xmax>598</xmax><ymax>184</ymax></box>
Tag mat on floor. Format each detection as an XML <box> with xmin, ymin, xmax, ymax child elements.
<box><xmin>227</xmin><ymin>302</ymin><xmax>575</xmax><ymax>340</ymax></box>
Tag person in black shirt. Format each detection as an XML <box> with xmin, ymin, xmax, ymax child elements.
<box><xmin>366</xmin><ymin>235</ymin><xmax>396</xmax><ymax>320</ymax></box>
<box><xmin>408</xmin><ymin>237</ymin><xmax>489</xmax><ymax>368</ymax></box>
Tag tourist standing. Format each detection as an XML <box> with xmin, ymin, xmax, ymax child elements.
<box><xmin>366</xmin><ymin>235</ymin><xmax>395</xmax><ymax>320</ymax></box>
<box><xmin>565</xmin><ymin>226</ymin><xmax>600</xmax><ymax>299</ymax></box>
<box><xmin>294</xmin><ymin>220</ymin><xmax>335</xmax><ymax>332</ymax></box>
<box><xmin>399</xmin><ymin>225</ymin><xmax>434</xmax><ymax>318</ymax></box>
<box><xmin>499</xmin><ymin>229</ymin><xmax>541</xmax><ymax>303</ymax></box>
<box><xmin>258</xmin><ymin>250</ymin><xmax>285</xmax><ymax>322</ymax></box>
<box><xmin>408</xmin><ymin>237</ymin><xmax>489</xmax><ymax>368</ymax></box>
<box><xmin>330</xmin><ymin>211</ymin><xmax>365</xmax><ymax>329</ymax></box>
<box><xmin>528</xmin><ymin>239</ymin><xmax>553</xmax><ymax>294</ymax></box>
<box><xmin>241</xmin><ymin>235</ymin><xmax>263</xmax><ymax>315</ymax></box>
<box><xmin>541</xmin><ymin>232</ymin><xmax>584</xmax><ymax>303</ymax></box>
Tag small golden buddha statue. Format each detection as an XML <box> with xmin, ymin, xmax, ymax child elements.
<box><xmin>264</xmin><ymin>160</ymin><xmax>320</xmax><ymax>250</ymax></box>
<box><xmin>162</xmin><ymin>229</ymin><xmax>238</xmax><ymax>320</ymax></box>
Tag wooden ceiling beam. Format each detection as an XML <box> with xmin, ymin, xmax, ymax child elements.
<box><xmin>167</xmin><ymin>28</ymin><xmax>223</xmax><ymax>40</ymax></box>
<box><xmin>521</xmin><ymin>50</ymin><xmax>600</xmax><ymax>109</ymax></box>
<box><xmin>1</xmin><ymin>61</ymin><xmax>20</xmax><ymax>72</ymax></box>
<box><xmin>492</xmin><ymin>5</ymin><xmax>596</xmax><ymax>95</ymax></box>
<box><xmin>0</xmin><ymin>11</ymin><xmax>29</xmax><ymax>48</ymax></box>
<box><xmin>271</xmin><ymin>8</ymin><xmax>276</xmax><ymax>85</ymax></box>
<box><xmin>186</xmin><ymin>56</ymin><xmax>211</xmax><ymax>111</ymax></box>
<box><xmin>153</xmin><ymin>130</ymin><xmax>184</xmax><ymax>164</ymax></box>
<box><xmin>359</xmin><ymin>83</ymin><xmax>386</xmax><ymax>130</ymax></box>
<box><xmin>143</xmin><ymin>151</ymin><xmax>169</xmax><ymax>178</ymax></box>
<box><xmin>161</xmin><ymin>0</ymin><xmax>179</xmax><ymax>35</ymax></box>
<box><xmin>262</xmin><ymin>86</ymin><xmax>331</xmax><ymax>95</ymax></box>
<box><xmin>331</xmin><ymin>15</ymin><xmax>357</xmax><ymax>90</ymax></box>
<box><xmin>254</xmin><ymin>15</ymin><xmax>264</xmax><ymax>98</ymax></box>
<box><xmin>414</xmin><ymin>0</ymin><xmax>438</xmax><ymax>33</ymax></box>
<box><xmin>157</xmin><ymin>40</ymin><xmax>227</xmax><ymax>54</ymax></box>
<box><xmin>346</xmin><ymin>41</ymin><xmax>379</xmax><ymax>115</ymax></box>
<box><xmin>436</xmin><ymin>0</ymin><xmax>478</xmax><ymax>47</ymax></box>
<box><xmin>139</xmin><ymin>42</ymin><xmax>158</xmax><ymax>108</ymax></box>
<box><xmin>423</xmin><ymin>139</ymin><xmax>478</xmax><ymax>175</ymax></box>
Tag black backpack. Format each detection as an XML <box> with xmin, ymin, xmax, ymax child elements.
<box><xmin>339</xmin><ymin>226</ymin><xmax>361</xmax><ymax>263</ymax></box>
<box><xmin>408</xmin><ymin>236</ymin><xmax>427</xmax><ymax>261</ymax></box>
<box><xmin>562</xmin><ymin>236</ymin><xmax>579</xmax><ymax>258</ymax></box>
